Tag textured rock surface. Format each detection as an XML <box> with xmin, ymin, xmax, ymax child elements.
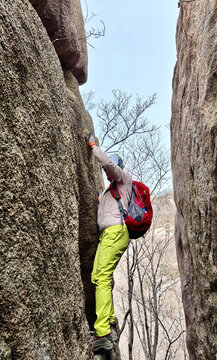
<box><xmin>63</xmin><ymin>70</ymin><xmax>104</xmax><ymax>329</ymax></box>
<box><xmin>0</xmin><ymin>337</ymin><xmax>12</xmax><ymax>360</ymax></box>
<box><xmin>171</xmin><ymin>0</ymin><xmax>217</xmax><ymax>359</ymax></box>
<box><xmin>30</xmin><ymin>0</ymin><xmax>88</xmax><ymax>84</ymax></box>
<box><xmin>0</xmin><ymin>0</ymin><xmax>97</xmax><ymax>358</ymax></box>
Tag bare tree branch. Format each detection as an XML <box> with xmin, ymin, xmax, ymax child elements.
<box><xmin>82</xmin><ymin>0</ymin><xmax>106</xmax><ymax>47</ymax></box>
<box><xmin>81</xmin><ymin>90</ymin><xmax>97</xmax><ymax>111</ymax></box>
<box><xmin>97</xmin><ymin>90</ymin><xmax>157</xmax><ymax>153</ymax></box>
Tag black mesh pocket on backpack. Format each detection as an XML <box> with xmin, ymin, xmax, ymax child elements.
<box><xmin>127</xmin><ymin>202</ymin><xmax>144</xmax><ymax>223</ymax></box>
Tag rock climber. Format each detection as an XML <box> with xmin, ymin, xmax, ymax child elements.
<box><xmin>88</xmin><ymin>132</ymin><xmax>132</xmax><ymax>352</ymax></box>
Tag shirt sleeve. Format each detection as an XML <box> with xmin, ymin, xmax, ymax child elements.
<box><xmin>92</xmin><ymin>146</ymin><xmax>131</xmax><ymax>184</ymax></box>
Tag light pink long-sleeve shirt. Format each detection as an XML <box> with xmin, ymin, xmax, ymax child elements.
<box><xmin>93</xmin><ymin>146</ymin><xmax>132</xmax><ymax>232</ymax></box>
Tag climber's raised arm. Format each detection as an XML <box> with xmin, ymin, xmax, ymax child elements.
<box><xmin>88</xmin><ymin>132</ymin><xmax>131</xmax><ymax>184</ymax></box>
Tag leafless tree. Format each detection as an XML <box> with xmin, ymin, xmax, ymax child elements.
<box><xmin>98</xmin><ymin>90</ymin><xmax>157</xmax><ymax>154</ymax></box>
<box><xmin>81</xmin><ymin>90</ymin><xmax>97</xmax><ymax>111</ymax></box>
<box><xmin>122</xmin><ymin>132</ymin><xmax>169</xmax><ymax>195</ymax></box>
<box><xmin>82</xmin><ymin>90</ymin><xmax>166</xmax><ymax>190</ymax></box>
<box><xmin>118</xmin><ymin>246</ymin><xmax>137</xmax><ymax>360</ymax></box>
<box><xmin>116</xmin><ymin>199</ymin><xmax>188</xmax><ymax>360</ymax></box>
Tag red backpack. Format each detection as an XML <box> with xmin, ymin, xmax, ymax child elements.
<box><xmin>108</xmin><ymin>181</ymin><xmax>153</xmax><ymax>239</ymax></box>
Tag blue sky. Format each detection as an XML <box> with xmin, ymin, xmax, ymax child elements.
<box><xmin>80</xmin><ymin>0</ymin><xmax>179</xmax><ymax>184</ymax></box>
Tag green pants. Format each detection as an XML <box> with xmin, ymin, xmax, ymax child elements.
<box><xmin>91</xmin><ymin>224</ymin><xmax>129</xmax><ymax>337</ymax></box>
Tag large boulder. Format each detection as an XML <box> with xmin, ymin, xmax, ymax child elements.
<box><xmin>30</xmin><ymin>0</ymin><xmax>88</xmax><ymax>84</ymax></box>
<box><xmin>0</xmin><ymin>0</ymin><xmax>97</xmax><ymax>358</ymax></box>
<box><xmin>171</xmin><ymin>0</ymin><xmax>217</xmax><ymax>359</ymax></box>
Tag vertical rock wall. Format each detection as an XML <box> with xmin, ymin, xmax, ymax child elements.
<box><xmin>63</xmin><ymin>71</ymin><xmax>104</xmax><ymax>329</ymax></box>
<box><xmin>0</xmin><ymin>0</ymin><xmax>102</xmax><ymax>358</ymax></box>
<box><xmin>171</xmin><ymin>1</ymin><xmax>217</xmax><ymax>359</ymax></box>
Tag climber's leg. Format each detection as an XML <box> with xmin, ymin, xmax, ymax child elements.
<box><xmin>91</xmin><ymin>224</ymin><xmax>129</xmax><ymax>337</ymax></box>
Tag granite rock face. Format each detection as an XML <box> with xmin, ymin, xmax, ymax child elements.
<box><xmin>63</xmin><ymin>71</ymin><xmax>104</xmax><ymax>330</ymax></box>
<box><xmin>0</xmin><ymin>0</ymin><xmax>99</xmax><ymax>358</ymax></box>
<box><xmin>30</xmin><ymin>0</ymin><xmax>88</xmax><ymax>84</ymax></box>
<box><xmin>171</xmin><ymin>1</ymin><xmax>217</xmax><ymax>359</ymax></box>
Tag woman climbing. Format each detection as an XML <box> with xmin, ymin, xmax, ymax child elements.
<box><xmin>88</xmin><ymin>132</ymin><xmax>132</xmax><ymax>352</ymax></box>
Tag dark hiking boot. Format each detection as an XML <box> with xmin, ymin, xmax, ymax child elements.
<box><xmin>110</xmin><ymin>320</ymin><xmax>119</xmax><ymax>342</ymax></box>
<box><xmin>91</xmin><ymin>333</ymin><xmax>113</xmax><ymax>352</ymax></box>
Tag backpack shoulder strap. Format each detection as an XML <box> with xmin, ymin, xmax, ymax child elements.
<box><xmin>105</xmin><ymin>181</ymin><xmax>126</xmax><ymax>225</ymax></box>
